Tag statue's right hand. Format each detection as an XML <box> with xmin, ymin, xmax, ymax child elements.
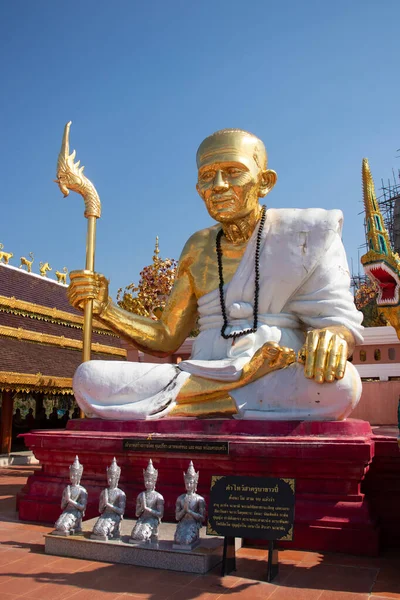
<box><xmin>68</xmin><ymin>270</ymin><xmax>109</xmax><ymax>315</ymax></box>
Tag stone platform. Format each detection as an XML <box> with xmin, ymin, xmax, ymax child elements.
<box><xmin>19</xmin><ymin>418</ymin><xmax>379</xmax><ymax>556</ymax></box>
<box><xmin>45</xmin><ymin>519</ymin><xmax>225</xmax><ymax>574</ymax></box>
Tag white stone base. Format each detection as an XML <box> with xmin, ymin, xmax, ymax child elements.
<box><xmin>173</xmin><ymin>540</ymin><xmax>200</xmax><ymax>551</ymax></box>
<box><xmin>45</xmin><ymin>518</ymin><xmax>229</xmax><ymax>574</ymax></box>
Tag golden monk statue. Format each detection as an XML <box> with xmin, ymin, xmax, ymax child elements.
<box><xmin>68</xmin><ymin>129</ymin><xmax>363</xmax><ymax>420</ymax></box>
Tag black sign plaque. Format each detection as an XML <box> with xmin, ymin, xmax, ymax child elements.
<box><xmin>123</xmin><ymin>438</ymin><xmax>229</xmax><ymax>455</ymax></box>
<box><xmin>207</xmin><ymin>475</ymin><xmax>295</xmax><ymax>541</ymax></box>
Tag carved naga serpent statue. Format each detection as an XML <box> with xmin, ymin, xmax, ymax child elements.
<box><xmin>55</xmin><ymin>122</ymin><xmax>102</xmax><ymax>367</ymax></box>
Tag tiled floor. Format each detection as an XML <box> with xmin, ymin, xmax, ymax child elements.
<box><xmin>0</xmin><ymin>466</ymin><xmax>399</xmax><ymax>600</ymax></box>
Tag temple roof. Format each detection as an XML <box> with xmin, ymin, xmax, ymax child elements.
<box><xmin>0</xmin><ymin>263</ymin><xmax>126</xmax><ymax>394</ymax></box>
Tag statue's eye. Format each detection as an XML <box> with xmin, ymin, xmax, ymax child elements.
<box><xmin>227</xmin><ymin>168</ymin><xmax>243</xmax><ymax>177</ymax></box>
<box><xmin>201</xmin><ymin>171</ymin><xmax>215</xmax><ymax>182</ymax></box>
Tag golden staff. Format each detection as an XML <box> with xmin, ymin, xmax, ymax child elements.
<box><xmin>55</xmin><ymin>122</ymin><xmax>101</xmax><ymax>369</ymax></box>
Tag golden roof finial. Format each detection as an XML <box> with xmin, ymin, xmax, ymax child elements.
<box><xmin>362</xmin><ymin>158</ymin><xmax>390</xmax><ymax>256</ymax></box>
<box><xmin>153</xmin><ymin>236</ymin><xmax>160</xmax><ymax>265</ymax></box>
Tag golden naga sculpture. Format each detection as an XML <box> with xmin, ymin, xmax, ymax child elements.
<box><xmin>361</xmin><ymin>158</ymin><xmax>400</xmax><ymax>336</ymax></box>
<box><xmin>67</xmin><ymin>128</ymin><xmax>363</xmax><ymax>421</ymax></box>
<box><xmin>55</xmin><ymin>121</ymin><xmax>101</xmax><ymax>367</ymax></box>
<box><xmin>56</xmin><ymin>267</ymin><xmax>69</xmax><ymax>285</ymax></box>
<box><xmin>39</xmin><ymin>262</ymin><xmax>52</xmax><ymax>277</ymax></box>
<box><xmin>55</xmin><ymin>122</ymin><xmax>101</xmax><ymax>220</ymax></box>
<box><xmin>20</xmin><ymin>252</ymin><xmax>34</xmax><ymax>273</ymax></box>
<box><xmin>0</xmin><ymin>243</ymin><xmax>13</xmax><ymax>265</ymax></box>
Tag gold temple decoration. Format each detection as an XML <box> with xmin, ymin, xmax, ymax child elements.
<box><xmin>20</xmin><ymin>252</ymin><xmax>34</xmax><ymax>272</ymax></box>
<box><xmin>55</xmin><ymin>121</ymin><xmax>101</xmax><ymax>365</ymax></box>
<box><xmin>206</xmin><ymin>523</ymin><xmax>219</xmax><ymax>536</ymax></box>
<box><xmin>0</xmin><ymin>323</ymin><xmax>126</xmax><ymax>357</ymax></box>
<box><xmin>362</xmin><ymin>158</ymin><xmax>391</xmax><ymax>258</ymax></box>
<box><xmin>0</xmin><ymin>243</ymin><xmax>13</xmax><ymax>265</ymax></box>
<box><xmin>116</xmin><ymin>237</ymin><xmax>177</xmax><ymax>319</ymax></box>
<box><xmin>0</xmin><ymin>295</ymin><xmax>117</xmax><ymax>336</ymax></box>
<box><xmin>55</xmin><ymin>267</ymin><xmax>69</xmax><ymax>285</ymax></box>
<box><xmin>282</xmin><ymin>478</ymin><xmax>296</xmax><ymax>494</ymax></box>
<box><xmin>0</xmin><ymin>371</ymin><xmax>73</xmax><ymax>394</ymax></box>
<box><xmin>361</xmin><ymin>158</ymin><xmax>400</xmax><ymax>333</ymax></box>
<box><xmin>280</xmin><ymin>526</ymin><xmax>293</xmax><ymax>542</ymax></box>
<box><xmin>210</xmin><ymin>475</ymin><xmax>224</xmax><ymax>490</ymax></box>
<box><xmin>39</xmin><ymin>262</ymin><xmax>52</xmax><ymax>277</ymax></box>
<box><xmin>154</xmin><ymin>236</ymin><xmax>160</xmax><ymax>260</ymax></box>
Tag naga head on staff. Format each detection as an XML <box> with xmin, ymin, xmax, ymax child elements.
<box><xmin>55</xmin><ymin>121</ymin><xmax>101</xmax><ymax>219</ymax></box>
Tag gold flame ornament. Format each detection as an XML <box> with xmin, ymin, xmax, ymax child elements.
<box><xmin>361</xmin><ymin>158</ymin><xmax>400</xmax><ymax>333</ymax></box>
<box><xmin>55</xmin><ymin>121</ymin><xmax>102</xmax><ymax>369</ymax></box>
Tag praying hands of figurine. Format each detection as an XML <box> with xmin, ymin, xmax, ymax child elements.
<box><xmin>103</xmin><ymin>500</ymin><xmax>124</xmax><ymax>516</ymax></box>
<box><xmin>138</xmin><ymin>495</ymin><xmax>161</xmax><ymax>519</ymax></box>
<box><xmin>63</xmin><ymin>486</ymin><xmax>85</xmax><ymax>512</ymax></box>
<box><xmin>176</xmin><ymin>496</ymin><xmax>204</xmax><ymax>522</ymax></box>
<box><xmin>297</xmin><ymin>326</ymin><xmax>355</xmax><ymax>384</ymax></box>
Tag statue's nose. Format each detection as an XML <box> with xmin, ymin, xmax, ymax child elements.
<box><xmin>212</xmin><ymin>170</ymin><xmax>229</xmax><ymax>192</ymax></box>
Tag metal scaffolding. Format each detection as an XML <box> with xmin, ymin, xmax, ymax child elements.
<box><xmin>377</xmin><ymin>168</ymin><xmax>400</xmax><ymax>253</ymax></box>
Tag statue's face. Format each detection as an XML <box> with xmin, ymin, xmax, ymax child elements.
<box><xmin>185</xmin><ymin>478</ymin><xmax>196</xmax><ymax>493</ymax></box>
<box><xmin>70</xmin><ymin>472</ymin><xmax>80</xmax><ymax>486</ymax></box>
<box><xmin>107</xmin><ymin>472</ymin><xmax>118</xmax><ymax>489</ymax></box>
<box><xmin>196</xmin><ymin>131</ymin><xmax>275</xmax><ymax>224</ymax></box>
<box><xmin>144</xmin><ymin>476</ymin><xmax>155</xmax><ymax>491</ymax></box>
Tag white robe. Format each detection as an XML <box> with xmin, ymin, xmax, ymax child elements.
<box><xmin>73</xmin><ymin>208</ymin><xmax>363</xmax><ymax>421</ymax></box>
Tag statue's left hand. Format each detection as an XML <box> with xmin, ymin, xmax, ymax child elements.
<box><xmin>298</xmin><ymin>327</ymin><xmax>349</xmax><ymax>383</ymax></box>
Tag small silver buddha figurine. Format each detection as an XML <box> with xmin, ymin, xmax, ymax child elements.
<box><xmin>90</xmin><ymin>457</ymin><xmax>126</xmax><ymax>541</ymax></box>
<box><xmin>129</xmin><ymin>459</ymin><xmax>164</xmax><ymax>546</ymax></box>
<box><xmin>52</xmin><ymin>455</ymin><xmax>88</xmax><ymax>536</ymax></box>
<box><xmin>173</xmin><ymin>461</ymin><xmax>206</xmax><ymax>550</ymax></box>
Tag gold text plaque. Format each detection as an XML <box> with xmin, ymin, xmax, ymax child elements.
<box><xmin>207</xmin><ymin>475</ymin><xmax>295</xmax><ymax>541</ymax></box>
<box><xmin>122</xmin><ymin>439</ymin><xmax>229</xmax><ymax>455</ymax></box>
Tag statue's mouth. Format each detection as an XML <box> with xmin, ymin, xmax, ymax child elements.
<box><xmin>211</xmin><ymin>194</ymin><xmax>236</xmax><ymax>205</ymax></box>
<box><xmin>364</xmin><ymin>260</ymin><xmax>400</xmax><ymax>306</ymax></box>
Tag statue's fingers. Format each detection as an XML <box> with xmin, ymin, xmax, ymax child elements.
<box><xmin>68</xmin><ymin>286</ymin><xmax>97</xmax><ymax>307</ymax></box>
<box><xmin>269</xmin><ymin>350</ymin><xmax>283</xmax><ymax>368</ymax></box>
<box><xmin>314</xmin><ymin>330</ymin><xmax>332</xmax><ymax>383</ymax></box>
<box><xmin>285</xmin><ymin>348</ymin><xmax>297</xmax><ymax>364</ymax></box>
<box><xmin>69</xmin><ymin>271</ymin><xmax>106</xmax><ymax>293</ymax></box>
<box><xmin>262</xmin><ymin>342</ymin><xmax>280</xmax><ymax>360</ymax></box>
<box><xmin>270</xmin><ymin>347</ymin><xmax>296</xmax><ymax>369</ymax></box>
<box><xmin>297</xmin><ymin>345</ymin><xmax>306</xmax><ymax>364</ymax></box>
<box><xmin>324</xmin><ymin>336</ymin><xmax>341</xmax><ymax>382</ymax></box>
<box><xmin>335</xmin><ymin>341</ymin><xmax>348</xmax><ymax>380</ymax></box>
<box><xmin>68</xmin><ymin>275</ymin><xmax>98</xmax><ymax>289</ymax></box>
<box><xmin>304</xmin><ymin>331</ymin><xmax>319</xmax><ymax>379</ymax></box>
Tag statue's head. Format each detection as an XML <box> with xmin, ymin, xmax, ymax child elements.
<box><xmin>143</xmin><ymin>459</ymin><xmax>158</xmax><ymax>491</ymax></box>
<box><xmin>69</xmin><ymin>455</ymin><xmax>83</xmax><ymax>486</ymax></box>
<box><xmin>183</xmin><ymin>460</ymin><xmax>199</xmax><ymax>493</ymax></box>
<box><xmin>106</xmin><ymin>457</ymin><xmax>121</xmax><ymax>489</ymax></box>
<box><xmin>196</xmin><ymin>129</ymin><xmax>277</xmax><ymax>224</ymax></box>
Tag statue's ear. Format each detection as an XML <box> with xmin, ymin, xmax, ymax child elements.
<box><xmin>259</xmin><ymin>169</ymin><xmax>277</xmax><ymax>197</ymax></box>
<box><xmin>196</xmin><ymin>182</ymin><xmax>203</xmax><ymax>198</ymax></box>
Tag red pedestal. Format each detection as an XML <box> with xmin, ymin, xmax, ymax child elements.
<box><xmin>362</xmin><ymin>431</ymin><xmax>400</xmax><ymax>549</ymax></box>
<box><xmin>18</xmin><ymin>418</ymin><xmax>379</xmax><ymax>556</ymax></box>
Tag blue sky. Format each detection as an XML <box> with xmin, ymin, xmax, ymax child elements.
<box><xmin>1</xmin><ymin>1</ymin><xmax>399</xmax><ymax>297</ymax></box>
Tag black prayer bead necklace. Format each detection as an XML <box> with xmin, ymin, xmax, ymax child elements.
<box><xmin>216</xmin><ymin>205</ymin><xmax>267</xmax><ymax>340</ymax></box>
